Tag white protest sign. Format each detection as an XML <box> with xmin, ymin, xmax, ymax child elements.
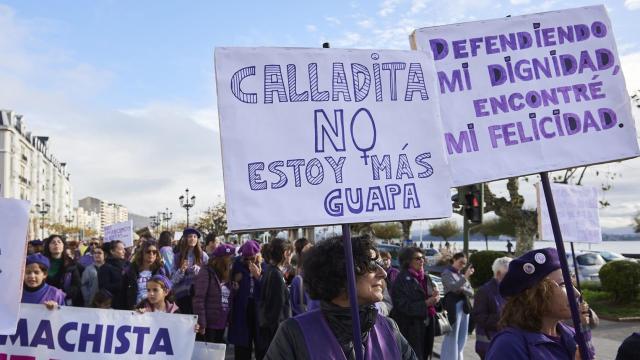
<box><xmin>174</xmin><ymin>231</ymin><xmax>183</xmax><ymax>241</ymax></box>
<box><xmin>411</xmin><ymin>5</ymin><xmax>640</xmax><ymax>186</ymax></box>
<box><xmin>215</xmin><ymin>47</ymin><xmax>452</xmax><ymax>231</ymax></box>
<box><xmin>0</xmin><ymin>198</ymin><xmax>30</xmax><ymax>335</ymax></box>
<box><xmin>191</xmin><ymin>341</ymin><xmax>226</xmax><ymax>360</ymax></box>
<box><xmin>537</xmin><ymin>183</ymin><xmax>602</xmax><ymax>243</ymax></box>
<box><xmin>0</xmin><ymin>304</ymin><xmax>197</xmax><ymax>359</ymax></box>
<box><xmin>104</xmin><ymin>220</ymin><xmax>133</xmax><ymax>247</ymax></box>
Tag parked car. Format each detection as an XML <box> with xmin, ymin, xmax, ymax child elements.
<box><xmin>589</xmin><ymin>250</ymin><xmax>637</xmax><ymax>263</ymax></box>
<box><xmin>423</xmin><ymin>248</ymin><xmax>441</xmax><ymax>266</ymax></box>
<box><xmin>566</xmin><ymin>252</ymin><xmax>606</xmax><ymax>284</ymax></box>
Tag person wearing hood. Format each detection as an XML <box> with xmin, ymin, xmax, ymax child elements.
<box><xmin>43</xmin><ymin>234</ymin><xmax>83</xmax><ymax>306</ymax></box>
<box><xmin>486</xmin><ymin>248</ymin><xmax>582</xmax><ymax>360</ymax></box>
<box><xmin>265</xmin><ymin>235</ymin><xmax>417</xmax><ymax>360</ymax></box>
<box><xmin>194</xmin><ymin>243</ymin><xmax>236</xmax><ymax>343</ymax></box>
<box><xmin>22</xmin><ymin>253</ymin><xmax>66</xmax><ymax>309</ymax></box>
<box><xmin>228</xmin><ymin>239</ymin><xmax>263</xmax><ymax>360</ymax></box>
<box><xmin>171</xmin><ymin>228</ymin><xmax>208</xmax><ymax>315</ymax></box>
<box><xmin>98</xmin><ymin>240</ymin><xmax>129</xmax><ymax>309</ymax></box>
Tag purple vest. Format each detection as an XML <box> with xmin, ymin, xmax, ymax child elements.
<box><xmin>294</xmin><ymin>309</ymin><xmax>400</xmax><ymax>360</ymax></box>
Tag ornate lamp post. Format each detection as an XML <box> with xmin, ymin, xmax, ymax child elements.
<box><xmin>161</xmin><ymin>208</ymin><xmax>173</xmax><ymax>231</ymax></box>
<box><xmin>35</xmin><ymin>199</ymin><xmax>50</xmax><ymax>240</ymax></box>
<box><xmin>179</xmin><ymin>188</ymin><xmax>196</xmax><ymax>228</ymax></box>
<box><xmin>64</xmin><ymin>214</ymin><xmax>75</xmax><ymax>237</ymax></box>
<box><xmin>149</xmin><ymin>215</ymin><xmax>160</xmax><ymax>233</ymax></box>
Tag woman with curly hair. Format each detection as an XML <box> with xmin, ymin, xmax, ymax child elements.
<box><xmin>123</xmin><ymin>240</ymin><xmax>166</xmax><ymax>309</ymax></box>
<box><xmin>486</xmin><ymin>248</ymin><xmax>582</xmax><ymax>360</ymax></box>
<box><xmin>391</xmin><ymin>247</ymin><xmax>440</xmax><ymax>360</ymax></box>
<box><xmin>43</xmin><ymin>234</ymin><xmax>82</xmax><ymax>306</ymax></box>
<box><xmin>265</xmin><ymin>235</ymin><xmax>417</xmax><ymax>360</ymax></box>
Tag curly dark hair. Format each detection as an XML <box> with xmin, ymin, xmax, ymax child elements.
<box><xmin>43</xmin><ymin>234</ymin><xmax>74</xmax><ymax>267</ymax></box>
<box><xmin>398</xmin><ymin>246</ymin><xmax>423</xmax><ymax>270</ymax></box>
<box><xmin>303</xmin><ymin>235</ymin><xmax>378</xmax><ymax>302</ymax></box>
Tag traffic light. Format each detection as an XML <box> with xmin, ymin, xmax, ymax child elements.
<box><xmin>464</xmin><ymin>184</ymin><xmax>483</xmax><ymax>224</ymax></box>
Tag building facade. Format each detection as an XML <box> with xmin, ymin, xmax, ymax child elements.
<box><xmin>79</xmin><ymin>196</ymin><xmax>129</xmax><ymax>234</ymax></box>
<box><xmin>0</xmin><ymin>110</ymin><xmax>73</xmax><ymax>239</ymax></box>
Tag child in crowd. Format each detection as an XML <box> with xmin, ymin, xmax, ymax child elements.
<box><xmin>91</xmin><ymin>289</ymin><xmax>114</xmax><ymax>309</ymax></box>
<box><xmin>22</xmin><ymin>253</ymin><xmax>66</xmax><ymax>309</ymax></box>
<box><xmin>136</xmin><ymin>275</ymin><xmax>179</xmax><ymax>313</ymax></box>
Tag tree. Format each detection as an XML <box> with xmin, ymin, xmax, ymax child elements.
<box><xmin>470</xmin><ymin>217</ymin><xmax>515</xmax><ymax>250</ymax></box>
<box><xmin>634</xmin><ymin>213</ymin><xmax>640</xmax><ymax>233</ymax></box>
<box><xmin>429</xmin><ymin>220</ymin><xmax>461</xmax><ymax>242</ymax></box>
<box><xmin>399</xmin><ymin>220</ymin><xmax>413</xmax><ymax>241</ymax></box>
<box><xmin>196</xmin><ymin>203</ymin><xmax>227</xmax><ymax>237</ymax></box>
<box><xmin>350</xmin><ymin>223</ymin><xmax>373</xmax><ymax>236</ymax></box>
<box><xmin>371</xmin><ymin>222</ymin><xmax>402</xmax><ymax>242</ymax></box>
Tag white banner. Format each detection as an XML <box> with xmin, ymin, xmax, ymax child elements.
<box><xmin>0</xmin><ymin>304</ymin><xmax>197</xmax><ymax>359</ymax></box>
<box><xmin>191</xmin><ymin>341</ymin><xmax>226</xmax><ymax>360</ymax></box>
<box><xmin>0</xmin><ymin>198</ymin><xmax>30</xmax><ymax>335</ymax></box>
<box><xmin>537</xmin><ymin>183</ymin><xmax>602</xmax><ymax>243</ymax></box>
<box><xmin>104</xmin><ymin>220</ymin><xmax>134</xmax><ymax>247</ymax></box>
<box><xmin>215</xmin><ymin>47</ymin><xmax>452</xmax><ymax>231</ymax></box>
<box><xmin>411</xmin><ymin>5</ymin><xmax>640</xmax><ymax>186</ymax></box>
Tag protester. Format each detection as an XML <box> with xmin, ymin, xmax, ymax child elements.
<box><xmin>158</xmin><ymin>231</ymin><xmax>175</xmax><ymax>276</ymax></box>
<box><xmin>204</xmin><ymin>232</ymin><xmax>220</xmax><ymax>257</ymax></box>
<box><xmin>22</xmin><ymin>253</ymin><xmax>66</xmax><ymax>309</ymax></box>
<box><xmin>124</xmin><ymin>240</ymin><xmax>166</xmax><ymax>309</ymax></box>
<box><xmin>28</xmin><ymin>239</ymin><xmax>43</xmax><ymax>255</ymax></box>
<box><xmin>616</xmin><ymin>332</ymin><xmax>640</xmax><ymax>360</ymax></box>
<box><xmin>441</xmin><ymin>252</ymin><xmax>474</xmax><ymax>360</ymax></box>
<box><xmin>81</xmin><ymin>245</ymin><xmax>106</xmax><ymax>306</ymax></box>
<box><xmin>392</xmin><ymin>246</ymin><xmax>440</xmax><ymax>360</ymax></box>
<box><xmin>486</xmin><ymin>248</ymin><xmax>581</xmax><ymax>359</ymax></box>
<box><xmin>380</xmin><ymin>251</ymin><xmax>400</xmax><ymax>285</ymax></box>
<box><xmin>136</xmin><ymin>275</ymin><xmax>179</xmax><ymax>313</ymax></box>
<box><xmin>258</xmin><ymin>238</ymin><xmax>293</xmax><ymax>357</ymax></box>
<box><xmin>229</xmin><ymin>239</ymin><xmax>263</xmax><ymax>360</ymax></box>
<box><xmin>472</xmin><ymin>256</ymin><xmax>512</xmax><ymax>359</ymax></box>
<box><xmin>171</xmin><ymin>228</ymin><xmax>209</xmax><ymax>314</ymax></box>
<box><xmin>98</xmin><ymin>240</ymin><xmax>129</xmax><ymax>309</ymax></box>
<box><xmin>43</xmin><ymin>234</ymin><xmax>82</xmax><ymax>306</ymax></box>
<box><xmin>290</xmin><ymin>237</ymin><xmax>319</xmax><ymax>317</ymax></box>
<box><xmin>91</xmin><ymin>289</ymin><xmax>113</xmax><ymax>309</ymax></box>
<box><xmin>265</xmin><ymin>235</ymin><xmax>417</xmax><ymax>359</ymax></box>
<box><xmin>193</xmin><ymin>243</ymin><xmax>236</xmax><ymax>343</ymax></box>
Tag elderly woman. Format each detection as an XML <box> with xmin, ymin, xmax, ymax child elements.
<box><xmin>472</xmin><ymin>256</ymin><xmax>512</xmax><ymax>359</ymax></box>
<box><xmin>441</xmin><ymin>252</ymin><xmax>475</xmax><ymax>360</ymax></box>
<box><xmin>265</xmin><ymin>235</ymin><xmax>417</xmax><ymax>360</ymax></box>
<box><xmin>391</xmin><ymin>247</ymin><xmax>440</xmax><ymax>360</ymax></box>
<box><xmin>486</xmin><ymin>248</ymin><xmax>582</xmax><ymax>360</ymax></box>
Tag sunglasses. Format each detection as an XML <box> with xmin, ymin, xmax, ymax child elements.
<box><xmin>356</xmin><ymin>258</ymin><xmax>384</xmax><ymax>275</ymax></box>
<box><xmin>145</xmin><ymin>250</ymin><xmax>158</xmax><ymax>255</ymax></box>
<box><xmin>413</xmin><ymin>256</ymin><xmax>425</xmax><ymax>262</ymax></box>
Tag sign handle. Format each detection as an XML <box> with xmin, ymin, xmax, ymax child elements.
<box><xmin>540</xmin><ymin>172</ymin><xmax>589</xmax><ymax>360</ymax></box>
<box><xmin>570</xmin><ymin>242</ymin><xmax>582</xmax><ymax>295</ymax></box>
<box><xmin>341</xmin><ymin>224</ymin><xmax>365</xmax><ymax>360</ymax></box>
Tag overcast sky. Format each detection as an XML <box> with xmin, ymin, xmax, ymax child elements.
<box><xmin>1</xmin><ymin>0</ymin><xmax>639</xmax><ymax>232</ymax></box>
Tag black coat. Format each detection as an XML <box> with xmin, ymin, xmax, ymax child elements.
<box><xmin>46</xmin><ymin>260</ymin><xmax>82</xmax><ymax>306</ymax></box>
<box><xmin>98</xmin><ymin>257</ymin><xmax>128</xmax><ymax>309</ymax></box>
<box><xmin>390</xmin><ymin>270</ymin><xmax>432</xmax><ymax>360</ymax></box>
<box><xmin>123</xmin><ymin>264</ymin><xmax>166</xmax><ymax>310</ymax></box>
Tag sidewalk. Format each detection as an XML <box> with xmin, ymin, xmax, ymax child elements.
<box><xmin>432</xmin><ymin>320</ymin><xmax>639</xmax><ymax>360</ymax></box>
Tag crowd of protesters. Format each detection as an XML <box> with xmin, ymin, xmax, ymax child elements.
<box><xmin>20</xmin><ymin>230</ymin><xmax>640</xmax><ymax>360</ymax></box>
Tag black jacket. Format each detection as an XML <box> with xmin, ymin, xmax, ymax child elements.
<box><xmin>98</xmin><ymin>257</ymin><xmax>128</xmax><ymax>309</ymax></box>
<box><xmin>390</xmin><ymin>270</ymin><xmax>432</xmax><ymax>359</ymax></box>
<box><xmin>258</xmin><ymin>264</ymin><xmax>291</xmax><ymax>331</ymax></box>
<box><xmin>46</xmin><ymin>260</ymin><xmax>82</xmax><ymax>306</ymax></box>
<box><xmin>123</xmin><ymin>264</ymin><xmax>165</xmax><ymax>310</ymax></box>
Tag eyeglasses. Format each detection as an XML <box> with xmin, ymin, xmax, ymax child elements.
<box><xmin>356</xmin><ymin>258</ymin><xmax>385</xmax><ymax>275</ymax></box>
<box><xmin>413</xmin><ymin>256</ymin><xmax>425</xmax><ymax>262</ymax></box>
<box><xmin>146</xmin><ymin>250</ymin><xmax>158</xmax><ymax>255</ymax></box>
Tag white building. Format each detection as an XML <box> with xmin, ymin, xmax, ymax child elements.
<box><xmin>78</xmin><ymin>196</ymin><xmax>129</xmax><ymax>234</ymax></box>
<box><xmin>0</xmin><ymin>109</ymin><xmax>73</xmax><ymax>239</ymax></box>
<box><xmin>74</xmin><ymin>206</ymin><xmax>101</xmax><ymax>238</ymax></box>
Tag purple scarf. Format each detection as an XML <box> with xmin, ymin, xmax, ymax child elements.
<box><xmin>408</xmin><ymin>268</ymin><xmax>436</xmax><ymax>317</ymax></box>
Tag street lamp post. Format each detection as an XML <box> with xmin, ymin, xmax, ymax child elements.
<box><xmin>179</xmin><ymin>188</ymin><xmax>196</xmax><ymax>227</ymax></box>
<box><xmin>35</xmin><ymin>199</ymin><xmax>50</xmax><ymax>240</ymax></box>
<box><xmin>161</xmin><ymin>208</ymin><xmax>173</xmax><ymax>231</ymax></box>
<box><xmin>64</xmin><ymin>214</ymin><xmax>75</xmax><ymax>238</ymax></box>
<box><xmin>150</xmin><ymin>215</ymin><xmax>160</xmax><ymax>233</ymax></box>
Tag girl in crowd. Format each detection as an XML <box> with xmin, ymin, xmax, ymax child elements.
<box><xmin>265</xmin><ymin>235</ymin><xmax>417</xmax><ymax>359</ymax></box>
<box><xmin>486</xmin><ymin>248</ymin><xmax>582</xmax><ymax>360</ymax></box>
<box><xmin>441</xmin><ymin>252</ymin><xmax>475</xmax><ymax>360</ymax></box>
<box><xmin>158</xmin><ymin>231</ymin><xmax>175</xmax><ymax>276</ymax></box>
<box><xmin>171</xmin><ymin>228</ymin><xmax>209</xmax><ymax>314</ymax></box>
<box><xmin>258</xmin><ymin>238</ymin><xmax>293</xmax><ymax>357</ymax></box>
<box><xmin>22</xmin><ymin>253</ymin><xmax>66</xmax><ymax>309</ymax></box>
<box><xmin>290</xmin><ymin>238</ymin><xmax>319</xmax><ymax>317</ymax></box>
<box><xmin>124</xmin><ymin>240</ymin><xmax>166</xmax><ymax>309</ymax></box>
<box><xmin>136</xmin><ymin>275</ymin><xmax>179</xmax><ymax>313</ymax></box>
<box><xmin>81</xmin><ymin>245</ymin><xmax>106</xmax><ymax>306</ymax></box>
<box><xmin>380</xmin><ymin>251</ymin><xmax>400</xmax><ymax>285</ymax></box>
<box><xmin>98</xmin><ymin>240</ymin><xmax>129</xmax><ymax>309</ymax></box>
<box><xmin>204</xmin><ymin>232</ymin><xmax>220</xmax><ymax>257</ymax></box>
<box><xmin>91</xmin><ymin>289</ymin><xmax>113</xmax><ymax>309</ymax></box>
<box><xmin>392</xmin><ymin>247</ymin><xmax>440</xmax><ymax>360</ymax></box>
<box><xmin>228</xmin><ymin>240</ymin><xmax>263</xmax><ymax>360</ymax></box>
<box><xmin>43</xmin><ymin>234</ymin><xmax>82</xmax><ymax>306</ymax></box>
<box><xmin>193</xmin><ymin>243</ymin><xmax>236</xmax><ymax>343</ymax></box>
